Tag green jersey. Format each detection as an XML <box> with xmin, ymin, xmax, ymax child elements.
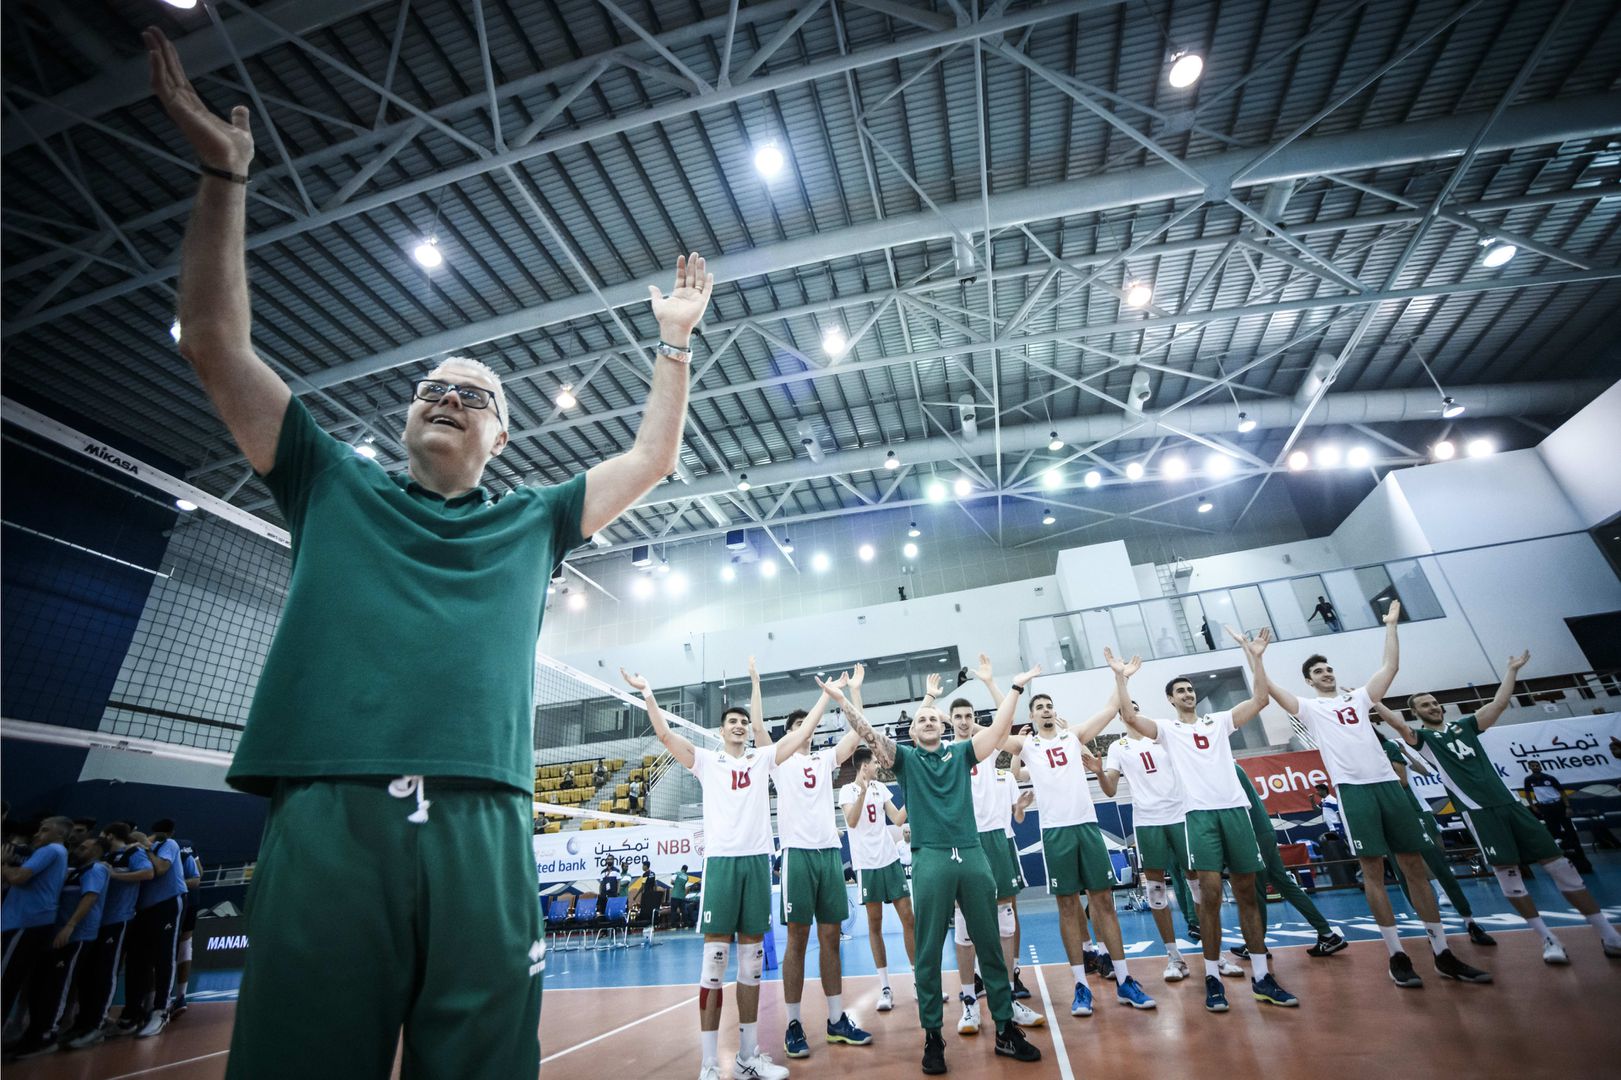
<box><xmin>229</xmin><ymin>397</ymin><xmax>586</xmax><ymax>796</ymax></box>
<box><xmin>1380</xmin><ymin>736</ymin><xmax>1432</xmax><ymax>814</ymax></box>
<box><xmin>1412</xmin><ymin>715</ymin><xmax>1512</xmax><ymax>810</ymax></box>
<box><xmin>892</xmin><ymin>741</ymin><xmax>979</xmax><ymax>849</ymax></box>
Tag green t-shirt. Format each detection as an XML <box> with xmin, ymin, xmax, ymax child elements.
<box><xmin>1413</xmin><ymin>714</ymin><xmax>1512</xmax><ymax>810</ymax></box>
<box><xmin>227</xmin><ymin>397</ymin><xmax>586</xmax><ymax>796</ymax></box>
<box><xmin>891</xmin><ymin>741</ymin><xmax>978</xmax><ymax>849</ymax></box>
<box><xmin>1379</xmin><ymin>735</ymin><xmax>1431</xmax><ymax>814</ymax></box>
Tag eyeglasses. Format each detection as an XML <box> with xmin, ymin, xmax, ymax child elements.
<box><xmin>414</xmin><ymin>379</ymin><xmax>503</xmax><ymax>426</ymax></box>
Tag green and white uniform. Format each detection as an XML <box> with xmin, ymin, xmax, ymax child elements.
<box><xmin>1379</xmin><ymin>737</ymin><xmax>1475</xmax><ymax>916</ymax></box>
<box><xmin>1233</xmin><ymin>767</ymin><xmax>1333</xmax><ymax>935</ymax></box>
<box><xmin>891</xmin><ymin>742</ymin><xmax>1012</xmax><ymax>1032</ymax></box>
<box><xmin>970</xmin><ymin>756</ymin><xmax>1024</xmax><ymax>900</ymax></box>
<box><xmin>1102</xmin><ymin>734</ymin><xmax>1190</xmax><ymax>873</ymax></box>
<box><xmin>692</xmin><ymin>747</ymin><xmax>775</xmax><ymax>936</ymax></box>
<box><xmin>226</xmin><ymin>398</ymin><xmax>583</xmax><ymax>1079</ymax></box>
<box><xmin>774</xmin><ymin>747</ymin><xmax>850</xmax><ymax>926</ymax></box>
<box><xmin>1147</xmin><ymin>712</ymin><xmax>1262</xmax><ymax>874</ymax></box>
<box><xmin>1296</xmin><ymin>689</ymin><xmax>1424</xmax><ymax>858</ymax></box>
<box><xmin>841</xmin><ymin>780</ymin><xmax>908</xmax><ymax>904</ymax></box>
<box><xmin>995</xmin><ymin>772</ymin><xmax>1026</xmax><ymax>890</ymax></box>
<box><xmin>1413</xmin><ymin>715</ymin><xmax>1559</xmax><ymax>866</ymax></box>
<box><xmin>1018</xmin><ymin>731</ymin><xmax>1116</xmax><ymax>894</ymax></box>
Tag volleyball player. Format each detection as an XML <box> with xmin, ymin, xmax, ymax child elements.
<box><xmin>1227</xmin><ymin>765</ymin><xmax>1347</xmax><ymax>960</ymax></box>
<box><xmin>145</xmin><ymin>24</ymin><xmax>712</xmax><ymax>1073</ymax></box>
<box><xmin>624</xmin><ymin>666</ymin><xmax>823</xmax><ymax>1080</ymax></box>
<box><xmin>1258</xmin><ymin>602</ymin><xmax>1491</xmax><ymax>988</ymax></box>
<box><xmin>1002</xmin><ymin>670</ymin><xmax>1156</xmax><ymax>1015</ymax></box>
<box><xmin>820</xmin><ymin>670</ymin><xmax>1042</xmax><ymax>1074</ymax></box>
<box><xmin>841</xmin><ymin>747</ymin><xmax>915</xmax><ymax>1013</ymax></box>
<box><xmin>750</xmin><ymin>660</ymin><xmax>872</xmax><ymax>1059</ymax></box>
<box><xmin>1109</xmin><ymin>636</ymin><xmax>1298</xmax><ymax>1012</ymax></box>
<box><xmin>1385</xmin><ymin>651</ymin><xmax>1621</xmax><ymax>962</ymax></box>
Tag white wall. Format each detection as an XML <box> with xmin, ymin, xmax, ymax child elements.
<box><xmin>1395</xmin><ymin>448</ymin><xmax>1586</xmax><ymax>552</ymax></box>
<box><xmin>1173</xmin><ymin>537</ymin><xmax>1345</xmax><ymax>592</ymax></box>
<box><xmin>1332</xmin><ymin>474</ymin><xmax>1430</xmax><ymax>563</ymax></box>
<box><xmin>1537</xmin><ymin>379</ymin><xmax>1621</xmax><ymax>528</ymax></box>
<box><xmin>1055</xmin><ymin>541</ymin><xmax>1141</xmax><ymax>610</ymax></box>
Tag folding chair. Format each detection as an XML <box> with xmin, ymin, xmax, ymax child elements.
<box><xmin>596</xmin><ymin>895</ymin><xmax>630</xmax><ymax>950</ymax></box>
<box><xmin>564</xmin><ymin>896</ymin><xmax>598</xmax><ymax>952</ymax></box>
<box><xmin>545</xmin><ymin>897</ymin><xmax>573</xmax><ymax>953</ymax></box>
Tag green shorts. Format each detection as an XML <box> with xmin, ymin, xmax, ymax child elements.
<box><xmin>228</xmin><ymin>780</ymin><xmax>542</xmax><ymax>1080</ymax></box>
<box><xmin>781</xmin><ymin>847</ymin><xmax>850</xmax><ymax>925</ymax></box>
<box><xmin>858</xmin><ymin>861</ymin><xmax>909</xmax><ymax>905</ymax></box>
<box><xmin>1041</xmin><ymin>822</ymin><xmax>1115</xmax><ymax>895</ymax></box>
<box><xmin>1339</xmin><ymin>780</ymin><xmax>1427</xmax><ymax>858</ymax></box>
<box><xmin>1463</xmin><ymin>802</ymin><xmax>1561</xmax><ymax>866</ymax></box>
<box><xmin>1006</xmin><ymin>835</ymin><xmax>1026</xmax><ymax>890</ymax></box>
<box><xmin>699</xmin><ymin>854</ymin><xmax>771</xmax><ymax>937</ymax></box>
<box><xmin>979</xmin><ymin>829</ymin><xmax>1021</xmax><ymax>900</ymax></box>
<box><xmin>1134</xmin><ymin>821</ymin><xmax>1190</xmax><ymax>873</ymax></box>
<box><xmin>1185</xmin><ymin>807</ymin><xmax>1264</xmax><ymax>873</ymax></box>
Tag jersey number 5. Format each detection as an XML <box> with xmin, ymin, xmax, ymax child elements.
<box><xmin>731</xmin><ymin>770</ymin><xmax>752</xmax><ymax>790</ymax></box>
<box><xmin>803</xmin><ymin>767</ymin><xmax>817</xmax><ymax>789</ymax></box>
<box><xmin>1046</xmin><ymin>747</ymin><xmax>1068</xmax><ymax>768</ymax></box>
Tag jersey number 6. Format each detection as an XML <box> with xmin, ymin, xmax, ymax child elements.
<box><xmin>1193</xmin><ymin>733</ymin><xmax>1210</xmax><ymax>750</ymax></box>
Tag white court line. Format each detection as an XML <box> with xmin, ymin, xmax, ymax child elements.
<box><xmin>1028</xmin><ymin>953</ymin><xmax>1075</xmax><ymax>1080</ymax></box>
<box><xmin>540</xmin><ymin>993</ymin><xmax>698</xmax><ymax>1064</ymax></box>
<box><xmin>107</xmin><ymin>1050</ymin><xmax>229</xmax><ymax>1079</ymax></box>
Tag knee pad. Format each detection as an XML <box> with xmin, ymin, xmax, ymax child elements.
<box><xmin>1186</xmin><ymin>878</ymin><xmax>1203</xmax><ymax>904</ymax></box>
<box><xmin>1545</xmin><ymin>857</ymin><xmax>1585</xmax><ymax>893</ymax></box>
<box><xmin>998</xmin><ymin>903</ymin><xmax>1016</xmax><ymax>938</ymax></box>
<box><xmin>1145</xmin><ymin>880</ymin><xmax>1169</xmax><ymax>910</ymax></box>
<box><xmin>699</xmin><ymin>941</ymin><xmax>729</xmax><ymax>990</ymax></box>
<box><xmin>737</xmin><ymin>941</ymin><xmax>765</xmax><ymax>986</ymax></box>
<box><xmin>178</xmin><ymin>938</ymin><xmax>193</xmax><ymax>963</ymax></box>
<box><xmin>953</xmin><ymin>907</ymin><xmax>971</xmax><ymax>947</ymax></box>
<box><xmin>1492</xmin><ymin>866</ymin><xmax>1528</xmax><ymax>898</ymax></box>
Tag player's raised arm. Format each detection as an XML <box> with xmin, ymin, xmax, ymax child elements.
<box><xmin>145</xmin><ymin>29</ymin><xmax>289</xmax><ymax>475</ymax></box>
<box><xmin>1106</xmin><ymin>648</ymin><xmax>1157</xmax><ymax>739</ymax></box>
<box><xmin>580</xmin><ymin>253</ymin><xmax>712</xmax><ymax>539</ymax></box>
<box><xmin>773</xmin><ymin>678</ymin><xmax>832</xmax><ymax>766</ymax></box>
<box><xmin>1364</xmin><ymin>600</ymin><xmax>1403</xmax><ymax>701</ymax></box>
<box><xmin>1075</xmin><ymin>653</ymin><xmax>1140</xmax><ymax>742</ymax></box>
<box><xmin>745</xmin><ymin>656</ymin><xmax>772</xmax><ymax>748</ymax></box>
<box><xmin>1476</xmin><ymin>650</ymin><xmax>1530</xmax><ymax>731</ymax></box>
<box><xmin>1370</xmin><ymin>700</ymin><xmax>1421</xmax><ymax>748</ymax></box>
<box><xmin>622</xmin><ymin>668</ymin><xmax>696</xmax><ymax>770</ymax></box>
<box><xmin>973</xmin><ymin>664</ymin><xmax>1040</xmax><ymax>762</ymax></box>
<box><xmin>1225</xmin><ymin>626</ymin><xmax>1271</xmax><ymax>728</ymax></box>
<box><xmin>819</xmin><ymin>678</ymin><xmax>895</xmax><ymax>769</ymax></box>
<box><xmin>917</xmin><ymin>671</ymin><xmax>943</xmax><ymax>714</ymax></box>
<box><xmin>972</xmin><ymin>652</ymin><xmax>1006</xmax><ymax>708</ymax></box>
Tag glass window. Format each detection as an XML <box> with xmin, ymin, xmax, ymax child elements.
<box><xmin>1387</xmin><ymin>559</ymin><xmax>1443</xmax><ymax>620</ymax></box>
<box><xmin>1260</xmin><ymin>576</ymin><xmax>1318</xmax><ymax>640</ymax></box>
<box><xmin>1139</xmin><ymin>598</ymin><xmax>1187</xmax><ymax>659</ymax></box>
<box><xmin>1022</xmin><ymin>615</ymin><xmax>1066</xmax><ymax>674</ymax></box>
<box><xmin>1321</xmin><ymin>569</ymin><xmax>1379</xmax><ymax>631</ymax></box>
<box><xmin>1228</xmin><ymin>585</ymin><xmax>1273</xmax><ymax>641</ymax></box>
<box><xmin>1352</xmin><ymin>565</ymin><xmax>1401</xmax><ymax>622</ymax></box>
<box><xmin>1079</xmin><ymin>609</ymin><xmax>1115</xmax><ymax>670</ymax></box>
<box><xmin>1111</xmin><ymin>605</ymin><xmax>1153</xmax><ymax>662</ymax></box>
<box><xmin>1180</xmin><ymin>594</ymin><xmax>1217</xmax><ymax>652</ymax></box>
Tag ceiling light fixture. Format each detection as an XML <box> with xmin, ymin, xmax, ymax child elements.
<box><xmin>1466</xmin><ymin>438</ymin><xmax>1495</xmax><ymax>458</ymax></box>
<box><xmin>857</xmin><ymin>543</ymin><xmax>875</xmax><ymax>562</ymax></box>
<box><xmin>1441</xmin><ymin>395</ymin><xmax>1466</xmax><ymax>419</ymax></box>
<box><xmin>907</xmin><ymin>522</ymin><xmax>921</xmax><ymax>538</ymax></box>
<box><xmin>1236</xmin><ymin>411</ymin><xmax>1256</xmax><ymax>433</ymax></box>
<box><xmin>811</xmin><ymin>552</ymin><xmax>831</xmax><ymax>572</ymax></box>
<box><xmin>902</xmin><ymin>541</ymin><xmax>919</xmax><ymax>560</ymax></box>
<box><xmin>1408</xmin><ymin>341</ymin><xmax>1466</xmax><ymax>423</ymax></box>
<box><xmin>1042</xmin><ymin>469</ymin><xmax>1063</xmax><ymax>490</ymax></box>
<box><xmin>1167</xmin><ymin>50</ymin><xmax>1204</xmax><ymax>88</ymax></box>
<box><xmin>953</xmin><ymin>477</ymin><xmax>973</xmax><ymax>499</ymax></box>
<box><xmin>175</xmin><ymin>498</ymin><xmax>198</xmax><ymax>512</ymax></box>
<box><xmin>1314</xmin><ymin>444</ymin><xmax>1342</xmax><ymax>468</ymax></box>
<box><xmin>555</xmin><ymin>384</ymin><xmax>577</xmax><ymax>409</ymax></box>
<box><xmin>1162</xmin><ymin>455</ymin><xmax>1188</xmax><ymax>480</ymax></box>
<box><xmin>632</xmin><ymin>576</ymin><xmax>654</xmax><ymax>600</ymax></box>
<box><xmin>1042</xmin><ymin>508</ymin><xmax>1056</xmax><ymax>525</ymax></box>
<box><xmin>926</xmin><ymin>480</ymin><xmax>947</xmax><ymax>503</ymax></box>
<box><xmin>1287</xmin><ymin>450</ymin><xmax>1310</xmax><ymax>471</ymax></box>
<box><xmin>1479</xmin><ymin>237</ymin><xmax>1517</xmax><ymax>268</ymax></box>
<box><xmin>753</xmin><ymin>142</ymin><xmax>785</xmax><ymax>179</ymax></box>
<box><xmin>1197</xmin><ymin>495</ymin><xmax>1214</xmax><ymax>513</ymax></box>
<box><xmin>411</xmin><ymin>236</ymin><xmax>443</xmax><ymax>269</ymax></box>
<box><xmin>169</xmin><ymin>320</ymin><xmax>182</xmax><ymax>343</ymax></box>
<box><xmin>665</xmin><ymin>571</ymin><xmax>689</xmax><ymax>597</ymax></box>
<box><xmin>759</xmin><ymin>558</ymin><xmax>778</xmax><ymax>578</ymax></box>
<box><xmin>1346</xmin><ymin>445</ymin><xmax>1373</xmax><ymax>469</ymax></box>
<box><xmin>1204</xmin><ymin>452</ymin><xmax>1234</xmax><ymax>478</ymax></box>
<box><xmin>1125</xmin><ymin>461</ymin><xmax>1145</xmax><ymax>481</ymax></box>
<box><xmin>567</xmin><ymin>591</ymin><xmax>586</xmax><ymax>611</ymax></box>
<box><xmin>657</xmin><ymin>558</ymin><xmax>671</xmax><ymax>574</ymax></box>
<box><xmin>1048</xmin><ymin>431</ymin><xmax>1064</xmax><ymax>451</ymax></box>
<box><xmin>884</xmin><ymin>450</ymin><xmax>900</xmax><ymax>470</ymax></box>
<box><xmin>1432</xmin><ymin>439</ymin><xmax>1456</xmax><ymax>461</ymax></box>
<box><xmin>780</xmin><ymin>537</ymin><xmax>795</xmax><ymax>554</ymax></box>
<box><xmin>736</xmin><ymin>473</ymin><xmax>751</xmax><ymax>492</ymax></box>
<box><xmin>1083</xmin><ymin>469</ymin><xmax>1102</xmax><ymax>489</ymax></box>
<box><xmin>1124</xmin><ymin>280</ymin><xmax>1153</xmax><ymax>308</ymax></box>
<box><xmin>162</xmin><ymin>0</ymin><xmax>200</xmax><ymax>11</ymax></box>
<box><xmin>354</xmin><ymin>440</ymin><xmax>378</xmax><ymax>460</ymax></box>
<box><xmin>822</xmin><ymin>326</ymin><xmax>848</xmax><ymax>359</ymax></box>
<box><xmin>721</xmin><ymin>565</ymin><xmax>737</xmax><ymax>582</ymax></box>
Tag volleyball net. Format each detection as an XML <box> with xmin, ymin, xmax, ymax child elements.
<box><xmin>0</xmin><ymin>397</ymin><xmax>713</xmax><ymax>831</ymax></box>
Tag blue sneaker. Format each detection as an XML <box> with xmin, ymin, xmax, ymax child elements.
<box><xmin>1251</xmin><ymin>974</ymin><xmax>1298</xmax><ymax>1007</ymax></box>
<box><xmin>1204</xmin><ymin>975</ymin><xmax>1229</xmax><ymax>1013</ymax></box>
<box><xmin>826</xmin><ymin>1014</ymin><xmax>873</xmax><ymax>1046</ymax></box>
<box><xmin>784</xmin><ymin>1019</ymin><xmax>810</xmax><ymax>1059</ymax></box>
<box><xmin>1070</xmin><ymin>981</ymin><xmax>1094</xmax><ymax>1017</ymax></box>
<box><xmin>1114</xmin><ymin>976</ymin><xmax>1156</xmax><ymax>1010</ymax></box>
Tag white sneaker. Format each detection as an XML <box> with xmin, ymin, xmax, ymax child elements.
<box><xmin>876</xmin><ymin>986</ymin><xmax>894</xmax><ymax>1012</ymax></box>
<box><xmin>1543</xmin><ymin>938</ymin><xmax>1570</xmax><ymax>965</ymax></box>
<box><xmin>1217</xmin><ymin>958</ymin><xmax>1245</xmax><ymax>977</ymax></box>
<box><xmin>135</xmin><ymin>1011</ymin><xmax>168</xmax><ymax>1039</ymax></box>
<box><xmin>1010</xmin><ymin>1000</ymin><xmax>1045</xmax><ymax>1027</ymax></box>
<box><xmin>700</xmin><ymin>1065</ymin><xmax>722</xmax><ymax>1080</ymax></box>
<box><xmin>957</xmin><ymin>995</ymin><xmax>980</xmax><ymax>1035</ymax></box>
<box><xmin>734</xmin><ymin>1051</ymin><xmax>789</xmax><ymax>1080</ymax></box>
<box><xmin>1163</xmin><ymin>959</ymin><xmax>1189</xmax><ymax>982</ymax></box>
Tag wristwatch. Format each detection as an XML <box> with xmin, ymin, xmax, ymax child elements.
<box><xmin>655</xmin><ymin>340</ymin><xmax>692</xmax><ymax>363</ymax></box>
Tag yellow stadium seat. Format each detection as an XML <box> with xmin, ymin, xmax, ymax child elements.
<box><xmin>613</xmin><ymin>798</ymin><xmax>630</xmax><ymax>812</ymax></box>
<box><xmin>615</xmin><ymin>784</ymin><xmax>629</xmax><ymax>799</ymax></box>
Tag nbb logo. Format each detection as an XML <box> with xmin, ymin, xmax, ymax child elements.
<box><xmin>658</xmin><ymin>838</ymin><xmax>692</xmax><ymax>856</ymax></box>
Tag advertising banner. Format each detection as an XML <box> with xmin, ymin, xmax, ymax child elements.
<box><xmin>1240</xmin><ymin>749</ymin><xmax>1331</xmax><ymax>813</ymax></box>
<box><xmin>533</xmin><ymin>823</ymin><xmax>702</xmax><ymax>885</ymax></box>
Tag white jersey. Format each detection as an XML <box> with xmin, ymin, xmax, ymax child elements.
<box><xmin>1149</xmin><ymin>712</ymin><xmax>1247</xmax><ymax>811</ymax></box>
<box><xmin>840</xmin><ymin>780</ymin><xmax>901</xmax><ymax>870</ymax></box>
<box><xmin>1103</xmin><ymin>733</ymin><xmax>1188</xmax><ymax>826</ymax></box>
<box><xmin>1017</xmin><ymin>729</ymin><xmax>1097</xmax><ymax>828</ymax></box>
<box><xmin>969</xmin><ymin>754</ymin><xmax>1003</xmax><ymax>834</ymax></box>
<box><xmin>996</xmin><ymin>771</ymin><xmax>1019</xmax><ymax>836</ymax></box>
<box><xmin>689</xmin><ymin>747</ymin><xmax>775</xmax><ymax>857</ymax></box>
<box><xmin>772</xmin><ymin>747</ymin><xmax>841</xmax><ymax>850</ymax></box>
<box><xmin>1295</xmin><ymin>688</ymin><xmax>1397</xmax><ymax>786</ymax></box>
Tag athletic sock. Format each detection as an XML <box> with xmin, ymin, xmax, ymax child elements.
<box><xmin>1251</xmin><ymin>953</ymin><xmax>1269</xmax><ymax>979</ymax></box>
<box><xmin>1379</xmin><ymin>925</ymin><xmax>1403</xmax><ymax>956</ymax></box>
<box><xmin>701</xmin><ymin>1030</ymin><xmax>719</xmax><ymax>1064</ymax></box>
<box><xmin>878</xmin><ymin>967</ymin><xmax>890</xmax><ymax>989</ymax></box>
<box><xmin>1585</xmin><ymin>913</ymin><xmax>1621</xmax><ymax>947</ymax></box>
<box><xmin>1526</xmin><ymin>915</ymin><xmax>1554</xmax><ymax>942</ymax></box>
<box><xmin>177</xmin><ymin>979</ymin><xmax>189</xmax><ymax>1000</ymax></box>
<box><xmin>1070</xmin><ymin>964</ymin><xmax>1086</xmax><ymax>983</ymax></box>
<box><xmin>786</xmin><ymin>1002</ymin><xmax>801</xmax><ymax>1024</ymax></box>
<box><xmin>1204</xmin><ymin>958</ymin><xmax>1220</xmax><ymax>979</ymax></box>
<box><xmin>1423</xmin><ymin>922</ymin><xmax>1447</xmax><ymax>955</ymax></box>
<box><xmin>1166</xmin><ymin>942</ymin><xmax>1182</xmax><ymax>962</ymax></box>
<box><xmin>1112</xmin><ymin>958</ymin><xmax>1130</xmax><ymax>983</ymax></box>
<box><xmin>740</xmin><ymin>1023</ymin><xmax>758</xmax><ymax>1059</ymax></box>
<box><xmin>827</xmin><ymin>995</ymin><xmax>843</xmax><ymax>1023</ymax></box>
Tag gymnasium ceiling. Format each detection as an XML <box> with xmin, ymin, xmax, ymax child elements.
<box><xmin>3</xmin><ymin>0</ymin><xmax>1620</xmax><ymax>562</ymax></box>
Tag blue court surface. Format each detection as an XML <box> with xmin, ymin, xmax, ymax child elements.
<box><xmin>184</xmin><ymin>851</ymin><xmax>1621</xmax><ymax>1002</ymax></box>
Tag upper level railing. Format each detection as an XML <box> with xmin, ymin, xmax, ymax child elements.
<box><xmin>1020</xmin><ymin>556</ymin><xmax>1447</xmax><ymax>673</ymax></box>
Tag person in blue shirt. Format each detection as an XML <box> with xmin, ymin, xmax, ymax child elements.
<box><xmin>2</xmin><ymin>816</ymin><xmax>71</xmax><ymax>1026</ymax></box>
<box><xmin>117</xmin><ymin>820</ymin><xmax>187</xmax><ymax>1039</ymax></box>
<box><xmin>60</xmin><ymin>823</ymin><xmax>150</xmax><ymax>1051</ymax></box>
<box><xmin>172</xmin><ymin>839</ymin><xmax>203</xmax><ymax>1017</ymax></box>
<box><xmin>7</xmin><ymin>837</ymin><xmax>110</xmax><ymax>1060</ymax></box>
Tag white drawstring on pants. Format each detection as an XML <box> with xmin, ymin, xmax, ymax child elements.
<box><xmin>389</xmin><ymin>775</ymin><xmax>431</xmax><ymax>823</ymax></box>
<box><xmin>949</xmin><ymin>847</ymin><xmax>962</xmax><ymax>863</ymax></box>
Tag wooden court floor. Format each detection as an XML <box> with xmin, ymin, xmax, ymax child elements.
<box><xmin>10</xmin><ymin>928</ymin><xmax>1620</xmax><ymax>1079</ymax></box>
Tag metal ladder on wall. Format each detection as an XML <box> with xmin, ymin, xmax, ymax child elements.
<box><xmin>1154</xmin><ymin>558</ymin><xmax>1200</xmax><ymax>655</ymax></box>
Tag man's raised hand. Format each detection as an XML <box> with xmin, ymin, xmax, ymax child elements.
<box><xmin>620</xmin><ymin>667</ymin><xmax>649</xmax><ymax>693</ymax></box>
<box><xmin>1507</xmin><ymin>649</ymin><xmax>1530</xmax><ymax>672</ymax></box>
<box><xmin>849</xmin><ymin>662</ymin><xmax>865</xmax><ymax>689</ymax></box>
<box><xmin>1012</xmin><ymin>664</ymin><xmax>1042</xmax><ymax>689</ymax></box>
<box><xmin>144</xmin><ymin>28</ymin><xmax>253</xmax><ymax>174</ymax></box>
<box><xmin>815</xmin><ymin>677</ymin><xmax>848</xmax><ymax>708</ymax></box>
<box><xmin>1383</xmin><ymin>599</ymin><xmax>1403</xmax><ymax>626</ymax></box>
<box><xmin>647</xmin><ymin>252</ymin><xmax>713</xmax><ymax>341</ymax></box>
<box><xmin>974</xmin><ymin>652</ymin><xmax>994</xmax><ymax>683</ymax></box>
<box><xmin>925</xmin><ymin>672</ymin><xmax>943</xmax><ymax>698</ymax></box>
